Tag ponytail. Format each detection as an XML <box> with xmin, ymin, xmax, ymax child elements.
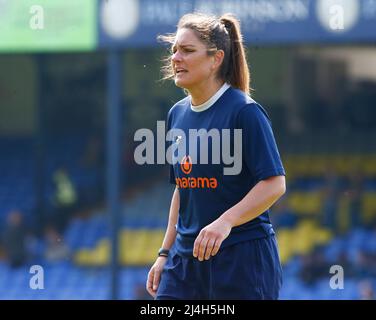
<box><xmin>219</xmin><ymin>14</ymin><xmax>250</xmax><ymax>95</ymax></box>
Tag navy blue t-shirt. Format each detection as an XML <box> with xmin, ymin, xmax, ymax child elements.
<box><xmin>167</xmin><ymin>86</ymin><xmax>285</xmax><ymax>257</ymax></box>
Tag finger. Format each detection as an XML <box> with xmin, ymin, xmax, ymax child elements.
<box><xmin>204</xmin><ymin>238</ymin><xmax>216</xmax><ymax>260</ymax></box>
<box><xmin>153</xmin><ymin>270</ymin><xmax>161</xmax><ymax>292</ymax></box>
<box><xmin>211</xmin><ymin>239</ymin><xmax>222</xmax><ymax>256</ymax></box>
<box><xmin>147</xmin><ymin>270</ymin><xmax>154</xmax><ymax>289</ymax></box>
<box><xmin>146</xmin><ymin>270</ymin><xmax>155</xmax><ymax>296</ymax></box>
<box><xmin>197</xmin><ymin>236</ymin><xmax>209</xmax><ymax>261</ymax></box>
<box><xmin>193</xmin><ymin>232</ymin><xmax>204</xmax><ymax>258</ymax></box>
<box><xmin>148</xmin><ymin>287</ymin><xmax>156</xmax><ymax>299</ymax></box>
<box><xmin>147</xmin><ymin>284</ymin><xmax>156</xmax><ymax>298</ymax></box>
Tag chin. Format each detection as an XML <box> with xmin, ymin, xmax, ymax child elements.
<box><xmin>174</xmin><ymin>78</ymin><xmax>189</xmax><ymax>89</ymax></box>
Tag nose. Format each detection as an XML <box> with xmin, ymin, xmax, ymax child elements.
<box><xmin>172</xmin><ymin>50</ymin><xmax>182</xmax><ymax>63</ymax></box>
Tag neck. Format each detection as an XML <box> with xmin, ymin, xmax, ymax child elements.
<box><xmin>189</xmin><ymin>79</ymin><xmax>225</xmax><ymax>106</ymax></box>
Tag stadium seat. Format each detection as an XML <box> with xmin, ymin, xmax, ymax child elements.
<box><xmin>287</xmin><ymin>192</ymin><xmax>323</xmax><ymax>216</ymax></box>
<box><xmin>362</xmin><ymin>192</ymin><xmax>376</xmax><ymax>224</ymax></box>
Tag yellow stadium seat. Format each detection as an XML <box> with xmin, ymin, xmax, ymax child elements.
<box><xmin>74</xmin><ymin>229</ymin><xmax>165</xmax><ymax>266</ymax></box>
<box><xmin>363</xmin><ymin>156</ymin><xmax>376</xmax><ymax>177</ymax></box>
<box><xmin>276</xmin><ymin>229</ymin><xmax>294</xmax><ymax>264</ymax></box>
<box><xmin>74</xmin><ymin>249</ymin><xmax>92</xmax><ymax>265</ymax></box>
<box><xmin>308</xmin><ymin>156</ymin><xmax>328</xmax><ymax>176</ymax></box>
<box><xmin>276</xmin><ymin>218</ymin><xmax>333</xmax><ymax>264</ymax></box>
<box><xmin>92</xmin><ymin>239</ymin><xmax>110</xmax><ymax>266</ymax></box>
<box><xmin>74</xmin><ymin>239</ymin><xmax>110</xmax><ymax>266</ymax></box>
<box><xmin>315</xmin><ymin>228</ymin><xmax>332</xmax><ymax>245</ymax></box>
<box><xmin>292</xmin><ymin>220</ymin><xmax>316</xmax><ymax>255</ymax></box>
<box><xmin>337</xmin><ymin>196</ymin><xmax>350</xmax><ymax>234</ymax></box>
<box><xmin>288</xmin><ymin>192</ymin><xmax>323</xmax><ymax>215</ymax></box>
<box><xmin>119</xmin><ymin>229</ymin><xmax>165</xmax><ymax>266</ymax></box>
<box><xmin>282</xmin><ymin>154</ymin><xmax>376</xmax><ymax>178</ymax></box>
<box><xmin>362</xmin><ymin>193</ymin><xmax>376</xmax><ymax>224</ymax></box>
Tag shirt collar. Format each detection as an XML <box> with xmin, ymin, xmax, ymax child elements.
<box><xmin>190</xmin><ymin>83</ymin><xmax>231</xmax><ymax>112</ymax></box>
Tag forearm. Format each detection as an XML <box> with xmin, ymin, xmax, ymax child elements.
<box><xmin>221</xmin><ymin>175</ymin><xmax>286</xmax><ymax>228</ymax></box>
<box><xmin>160</xmin><ymin>186</ymin><xmax>179</xmax><ymax>250</ymax></box>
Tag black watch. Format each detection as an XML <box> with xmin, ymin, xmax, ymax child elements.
<box><xmin>158</xmin><ymin>248</ymin><xmax>169</xmax><ymax>257</ymax></box>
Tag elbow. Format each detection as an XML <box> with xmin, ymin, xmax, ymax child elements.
<box><xmin>267</xmin><ymin>175</ymin><xmax>286</xmax><ymax>199</ymax></box>
<box><xmin>277</xmin><ymin>176</ymin><xmax>286</xmax><ymax>198</ymax></box>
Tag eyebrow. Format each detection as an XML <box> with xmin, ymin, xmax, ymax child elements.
<box><xmin>172</xmin><ymin>44</ymin><xmax>196</xmax><ymax>49</ymax></box>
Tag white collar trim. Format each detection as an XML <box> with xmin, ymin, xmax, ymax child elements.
<box><xmin>190</xmin><ymin>83</ymin><xmax>231</xmax><ymax>112</ymax></box>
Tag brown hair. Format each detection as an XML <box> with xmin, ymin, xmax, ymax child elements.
<box><xmin>158</xmin><ymin>13</ymin><xmax>251</xmax><ymax>94</ymax></box>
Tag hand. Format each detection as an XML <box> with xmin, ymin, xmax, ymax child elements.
<box><xmin>146</xmin><ymin>256</ymin><xmax>168</xmax><ymax>298</ymax></box>
<box><xmin>193</xmin><ymin>217</ymin><xmax>233</xmax><ymax>261</ymax></box>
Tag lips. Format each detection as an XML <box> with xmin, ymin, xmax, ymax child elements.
<box><xmin>175</xmin><ymin>68</ymin><xmax>187</xmax><ymax>75</ymax></box>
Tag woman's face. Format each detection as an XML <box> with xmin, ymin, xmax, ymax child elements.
<box><xmin>171</xmin><ymin>28</ymin><xmax>217</xmax><ymax>91</ymax></box>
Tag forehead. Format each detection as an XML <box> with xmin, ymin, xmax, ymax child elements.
<box><xmin>173</xmin><ymin>28</ymin><xmax>204</xmax><ymax>47</ymax></box>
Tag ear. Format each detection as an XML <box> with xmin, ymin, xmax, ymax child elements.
<box><xmin>212</xmin><ymin>50</ymin><xmax>225</xmax><ymax>70</ymax></box>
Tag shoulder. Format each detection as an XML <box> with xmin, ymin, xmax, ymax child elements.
<box><xmin>239</xmin><ymin>101</ymin><xmax>272</xmax><ymax>123</ymax></box>
<box><xmin>226</xmin><ymin>88</ymin><xmax>271</xmax><ymax>123</ymax></box>
<box><xmin>224</xmin><ymin>87</ymin><xmax>253</xmax><ymax>107</ymax></box>
<box><xmin>167</xmin><ymin>96</ymin><xmax>190</xmax><ymax>119</ymax></box>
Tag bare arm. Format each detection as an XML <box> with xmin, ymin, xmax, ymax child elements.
<box><xmin>160</xmin><ymin>186</ymin><xmax>180</xmax><ymax>250</ymax></box>
<box><xmin>221</xmin><ymin>175</ymin><xmax>286</xmax><ymax>227</ymax></box>
<box><xmin>146</xmin><ymin>186</ymin><xmax>180</xmax><ymax>297</ymax></box>
<box><xmin>193</xmin><ymin>175</ymin><xmax>286</xmax><ymax>261</ymax></box>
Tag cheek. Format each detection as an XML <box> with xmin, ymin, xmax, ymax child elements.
<box><xmin>189</xmin><ymin>57</ymin><xmax>212</xmax><ymax>77</ymax></box>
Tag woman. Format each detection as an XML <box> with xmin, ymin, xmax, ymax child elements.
<box><xmin>146</xmin><ymin>12</ymin><xmax>286</xmax><ymax>300</ymax></box>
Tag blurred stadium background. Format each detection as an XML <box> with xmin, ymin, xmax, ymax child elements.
<box><xmin>0</xmin><ymin>0</ymin><xmax>376</xmax><ymax>300</ymax></box>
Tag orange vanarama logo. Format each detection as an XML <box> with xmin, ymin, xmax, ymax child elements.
<box><xmin>180</xmin><ymin>155</ymin><xmax>192</xmax><ymax>174</ymax></box>
<box><xmin>176</xmin><ymin>155</ymin><xmax>218</xmax><ymax>189</ymax></box>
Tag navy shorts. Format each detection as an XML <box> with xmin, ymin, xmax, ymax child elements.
<box><xmin>156</xmin><ymin>235</ymin><xmax>283</xmax><ymax>300</ymax></box>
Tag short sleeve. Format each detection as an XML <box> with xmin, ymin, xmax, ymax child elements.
<box><xmin>238</xmin><ymin>103</ymin><xmax>285</xmax><ymax>182</ymax></box>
